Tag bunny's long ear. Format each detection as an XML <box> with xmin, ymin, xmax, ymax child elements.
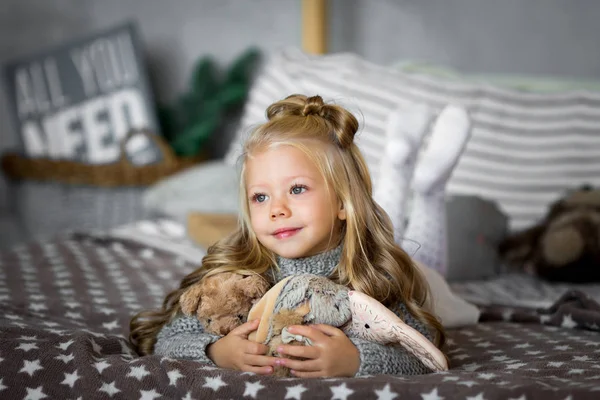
<box><xmin>247</xmin><ymin>276</ymin><xmax>293</xmax><ymax>343</ymax></box>
<box><xmin>344</xmin><ymin>290</ymin><xmax>448</xmax><ymax>372</ymax></box>
<box><xmin>179</xmin><ymin>284</ymin><xmax>204</xmax><ymax>316</ymax></box>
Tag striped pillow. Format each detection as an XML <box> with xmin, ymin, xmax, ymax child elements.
<box><xmin>226</xmin><ymin>48</ymin><xmax>600</xmax><ymax>231</ymax></box>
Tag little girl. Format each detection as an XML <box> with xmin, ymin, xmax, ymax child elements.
<box><xmin>130</xmin><ymin>94</ymin><xmax>468</xmax><ymax>377</ymax></box>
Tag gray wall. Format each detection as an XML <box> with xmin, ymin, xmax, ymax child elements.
<box><xmin>2</xmin><ymin>0</ymin><xmax>600</xmax><ymax>212</ymax></box>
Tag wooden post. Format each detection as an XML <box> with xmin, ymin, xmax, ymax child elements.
<box><xmin>302</xmin><ymin>0</ymin><xmax>327</xmax><ymax>54</ymax></box>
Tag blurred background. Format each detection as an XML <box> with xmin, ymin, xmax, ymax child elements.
<box><xmin>2</xmin><ymin>0</ymin><xmax>600</xmax><ymax>250</ymax></box>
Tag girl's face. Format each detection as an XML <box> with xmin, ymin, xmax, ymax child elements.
<box><xmin>245</xmin><ymin>144</ymin><xmax>346</xmax><ymax>259</ymax></box>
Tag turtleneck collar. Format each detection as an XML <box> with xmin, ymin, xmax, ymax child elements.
<box><xmin>274</xmin><ymin>244</ymin><xmax>343</xmax><ymax>281</ymax></box>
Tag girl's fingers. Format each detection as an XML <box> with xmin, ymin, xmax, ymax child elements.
<box><xmin>278</xmin><ymin>357</ymin><xmax>321</xmax><ymax>372</ymax></box>
<box><xmin>310</xmin><ymin>324</ymin><xmax>344</xmax><ymax>337</ymax></box>
<box><xmin>277</xmin><ymin>344</ymin><xmax>319</xmax><ymax>359</ymax></box>
<box><xmin>244</xmin><ymin>354</ymin><xmax>279</xmax><ymax>367</ymax></box>
<box><xmin>230</xmin><ymin>319</ymin><xmax>260</xmax><ymax>337</ymax></box>
<box><xmin>287</xmin><ymin>325</ymin><xmax>328</xmax><ymax>343</ymax></box>
<box><xmin>290</xmin><ymin>369</ymin><xmax>323</xmax><ymax>378</ymax></box>
<box><xmin>245</xmin><ymin>341</ymin><xmax>270</xmax><ymax>356</ymax></box>
<box><xmin>243</xmin><ymin>365</ymin><xmax>274</xmax><ymax>375</ymax></box>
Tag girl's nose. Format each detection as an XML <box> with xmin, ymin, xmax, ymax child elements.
<box><xmin>270</xmin><ymin>202</ymin><xmax>290</xmax><ymax>220</ymax></box>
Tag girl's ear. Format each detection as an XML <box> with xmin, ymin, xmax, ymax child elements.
<box><xmin>338</xmin><ymin>201</ymin><xmax>347</xmax><ymax>221</ymax></box>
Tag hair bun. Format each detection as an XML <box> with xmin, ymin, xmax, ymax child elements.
<box><xmin>265</xmin><ymin>94</ymin><xmax>359</xmax><ymax>149</ymax></box>
<box><xmin>302</xmin><ymin>95</ymin><xmax>326</xmax><ymax>117</ymax></box>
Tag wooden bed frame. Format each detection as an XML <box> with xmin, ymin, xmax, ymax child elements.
<box><xmin>302</xmin><ymin>0</ymin><xmax>327</xmax><ymax>54</ymax></box>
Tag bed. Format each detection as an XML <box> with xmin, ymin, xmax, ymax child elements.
<box><xmin>0</xmin><ymin>219</ymin><xmax>599</xmax><ymax>399</ymax></box>
<box><xmin>3</xmin><ymin>1</ymin><xmax>600</xmax><ymax>399</ymax></box>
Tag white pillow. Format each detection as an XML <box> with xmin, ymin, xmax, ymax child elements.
<box><xmin>228</xmin><ymin>47</ymin><xmax>600</xmax><ymax>232</ymax></box>
<box><xmin>143</xmin><ymin>160</ymin><xmax>239</xmax><ymax>221</ymax></box>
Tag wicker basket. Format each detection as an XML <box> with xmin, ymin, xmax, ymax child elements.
<box><xmin>1</xmin><ymin>129</ymin><xmax>205</xmax><ymax>187</ymax></box>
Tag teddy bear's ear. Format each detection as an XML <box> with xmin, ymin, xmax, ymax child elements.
<box><xmin>240</xmin><ymin>275</ymin><xmax>270</xmax><ymax>300</ymax></box>
<box><xmin>179</xmin><ymin>284</ymin><xmax>204</xmax><ymax>316</ymax></box>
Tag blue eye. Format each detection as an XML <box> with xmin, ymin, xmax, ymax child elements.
<box><xmin>253</xmin><ymin>193</ymin><xmax>268</xmax><ymax>203</ymax></box>
<box><xmin>291</xmin><ymin>185</ymin><xmax>307</xmax><ymax>195</ymax></box>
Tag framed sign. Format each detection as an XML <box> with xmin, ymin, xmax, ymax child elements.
<box><xmin>3</xmin><ymin>21</ymin><xmax>162</xmax><ymax>165</ymax></box>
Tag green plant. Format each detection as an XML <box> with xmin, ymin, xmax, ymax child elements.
<box><xmin>157</xmin><ymin>48</ymin><xmax>261</xmax><ymax>157</ymax></box>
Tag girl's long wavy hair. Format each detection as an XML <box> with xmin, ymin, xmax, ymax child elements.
<box><xmin>130</xmin><ymin>94</ymin><xmax>446</xmax><ymax>356</ymax></box>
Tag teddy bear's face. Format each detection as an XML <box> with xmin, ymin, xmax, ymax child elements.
<box><xmin>179</xmin><ymin>272</ymin><xmax>271</xmax><ymax>336</ymax></box>
<box><xmin>197</xmin><ymin>284</ymin><xmax>254</xmax><ymax>335</ymax></box>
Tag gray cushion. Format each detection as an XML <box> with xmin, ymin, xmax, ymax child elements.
<box><xmin>445</xmin><ymin>195</ymin><xmax>509</xmax><ymax>282</ymax></box>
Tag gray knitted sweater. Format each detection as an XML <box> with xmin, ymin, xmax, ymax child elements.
<box><xmin>154</xmin><ymin>246</ymin><xmax>434</xmax><ymax>376</ymax></box>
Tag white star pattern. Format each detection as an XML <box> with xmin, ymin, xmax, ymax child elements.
<box><xmin>330</xmin><ymin>383</ymin><xmax>354</xmax><ymax>400</ymax></box>
<box><xmin>442</xmin><ymin>376</ymin><xmax>459</xmax><ymax>382</ymax></box>
<box><xmin>20</xmin><ymin>359</ymin><xmax>43</xmax><ymax>376</ymax></box>
<box><xmin>103</xmin><ymin>320</ymin><xmax>119</xmax><ymax>330</ymax></box>
<box><xmin>375</xmin><ymin>384</ymin><xmax>397</xmax><ymax>400</ymax></box>
<box><xmin>243</xmin><ymin>381</ymin><xmax>265</xmax><ymax>398</ymax></box>
<box><xmin>421</xmin><ymin>387</ymin><xmax>444</xmax><ymax>400</ymax></box>
<box><xmin>554</xmin><ymin>345</ymin><xmax>572</xmax><ymax>351</ymax></box>
<box><xmin>61</xmin><ymin>370</ymin><xmax>80</xmax><ymax>388</ymax></box>
<box><xmin>90</xmin><ymin>338</ymin><xmax>102</xmax><ymax>354</ymax></box>
<box><xmin>128</xmin><ymin>365</ymin><xmax>151</xmax><ymax>381</ymax></box>
<box><xmin>285</xmin><ymin>384</ymin><xmax>307</xmax><ymax>400</ymax></box>
<box><xmin>462</xmin><ymin>362</ymin><xmax>482</xmax><ymax>371</ymax></box>
<box><xmin>478</xmin><ymin>373</ymin><xmax>497</xmax><ymax>380</ymax></box>
<box><xmin>65</xmin><ymin>301</ymin><xmax>81</xmax><ymax>308</ymax></box>
<box><xmin>56</xmin><ymin>353</ymin><xmax>74</xmax><ymax>364</ymax></box>
<box><xmin>574</xmin><ymin>355</ymin><xmax>591</xmax><ymax>361</ymax></box>
<box><xmin>203</xmin><ymin>376</ymin><xmax>227</xmax><ymax>392</ymax></box>
<box><xmin>0</xmin><ymin>378</ymin><xmax>6</xmax><ymax>392</ymax></box>
<box><xmin>29</xmin><ymin>303</ymin><xmax>48</xmax><ymax>312</ymax></box>
<box><xmin>139</xmin><ymin>389</ymin><xmax>161</xmax><ymax>400</ymax></box>
<box><xmin>99</xmin><ymin>381</ymin><xmax>120</xmax><ymax>397</ymax></box>
<box><xmin>57</xmin><ymin>339</ymin><xmax>74</xmax><ymax>351</ymax></box>
<box><xmin>561</xmin><ymin>315</ymin><xmax>577</xmax><ymax>329</ymax></box>
<box><xmin>16</xmin><ymin>342</ymin><xmax>39</xmax><ymax>352</ymax></box>
<box><xmin>24</xmin><ymin>386</ymin><xmax>46</xmax><ymax>400</ymax></box>
<box><xmin>94</xmin><ymin>360</ymin><xmax>111</xmax><ymax>374</ymax></box>
<box><xmin>168</xmin><ymin>369</ymin><xmax>184</xmax><ymax>386</ymax></box>
<box><xmin>568</xmin><ymin>369</ymin><xmax>584</xmax><ymax>374</ymax></box>
<box><xmin>466</xmin><ymin>393</ymin><xmax>486</xmax><ymax>400</ymax></box>
<box><xmin>548</xmin><ymin>362</ymin><xmax>564</xmax><ymax>368</ymax></box>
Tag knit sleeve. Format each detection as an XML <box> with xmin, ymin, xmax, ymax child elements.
<box><xmin>350</xmin><ymin>301</ymin><xmax>435</xmax><ymax>376</ymax></box>
<box><xmin>154</xmin><ymin>315</ymin><xmax>221</xmax><ymax>365</ymax></box>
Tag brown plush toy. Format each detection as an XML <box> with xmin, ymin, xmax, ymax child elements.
<box><xmin>179</xmin><ymin>272</ymin><xmax>271</xmax><ymax>335</ymax></box>
<box><xmin>499</xmin><ymin>185</ymin><xmax>600</xmax><ymax>282</ymax></box>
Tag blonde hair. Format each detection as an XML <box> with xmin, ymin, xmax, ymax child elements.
<box><xmin>130</xmin><ymin>94</ymin><xmax>446</xmax><ymax>356</ymax></box>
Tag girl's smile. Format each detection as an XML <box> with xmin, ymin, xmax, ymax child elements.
<box><xmin>272</xmin><ymin>227</ymin><xmax>303</xmax><ymax>239</ymax></box>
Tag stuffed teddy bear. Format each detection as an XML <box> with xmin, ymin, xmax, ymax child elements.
<box><xmin>499</xmin><ymin>185</ymin><xmax>600</xmax><ymax>283</ymax></box>
<box><xmin>179</xmin><ymin>272</ymin><xmax>270</xmax><ymax>335</ymax></box>
<box><xmin>247</xmin><ymin>274</ymin><xmax>448</xmax><ymax>376</ymax></box>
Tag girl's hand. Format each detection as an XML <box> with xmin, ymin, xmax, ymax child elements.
<box><xmin>275</xmin><ymin>324</ymin><xmax>360</xmax><ymax>378</ymax></box>
<box><xmin>207</xmin><ymin>319</ymin><xmax>276</xmax><ymax>375</ymax></box>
